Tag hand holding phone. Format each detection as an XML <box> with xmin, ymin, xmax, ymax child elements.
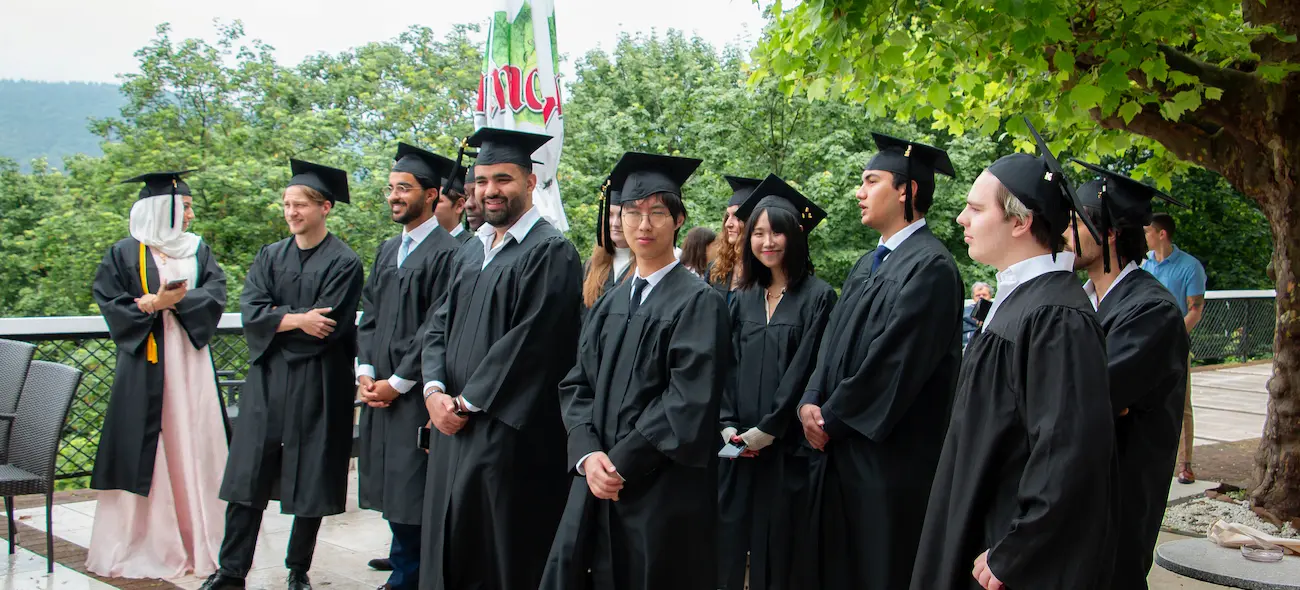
<box><xmin>718</xmin><ymin>439</ymin><xmax>747</xmax><ymax>459</ymax></box>
<box><xmin>164</xmin><ymin>278</ymin><xmax>188</xmax><ymax>291</ymax></box>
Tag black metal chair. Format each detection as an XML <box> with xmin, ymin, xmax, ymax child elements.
<box><xmin>0</xmin><ymin>339</ymin><xmax>36</xmax><ymax>463</ymax></box>
<box><xmin>0</xmin><ymin>360</ymin><xmax>82</xmax><ymax>573</ymax></box>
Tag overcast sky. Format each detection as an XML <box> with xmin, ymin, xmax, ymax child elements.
<box><xmin>0</xmin><ymin>0</ymin><xmax>771</xmax><ymax>84</ymax></box>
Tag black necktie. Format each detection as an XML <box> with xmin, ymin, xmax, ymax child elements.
<box><xmin>870</xmin><ymin>245</ymin><xmax>891</xmax><ymax>274</ymax></box>
<box><xmin>628</xmin><ymin>277</ymin><xmax>650</xmax><ymax>317</ymax></box>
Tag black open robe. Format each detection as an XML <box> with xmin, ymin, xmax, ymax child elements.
<box><xmin>90</xmin><ymin>237</ymin><xmax>227</xmax><ymax>495</ymax></box>
<box><xmin>717</xmin><ymin>277</ymin><xmax>836</xmax><ymax>590</ymax></box>
<box><xmin>218</xmin><ymin>233</ymin><xmax>363</xmax><ymax>517</ymax></box>
<box><xmin>1099</xmin><ymin>269</ymin><xmax>1189</xmax><ymax>589</ymax></box>
<box><xmin>541</xmin><ymin>264</ymin><xmax>730</xmax><ymax>590</ymax></box>
<box><xmin>356</xmin><ymin>227</ymin><xmax>460</xmax><ymax>526</ymax></box>
<box><xmin>417</xmin><ymin>220</ymin><xmax>582</xmax><ymax>590</ymax></box>
<box><xmin>911</xmin><ymin>271</ymin><xmax>1117</xmax><ymax>590</ymax></box>
<box><xmin>797</xmin><ymin>226</ymin><xmax>964</xmax><ymax>590</ymax></box>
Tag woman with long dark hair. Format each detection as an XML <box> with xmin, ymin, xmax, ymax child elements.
<box><xmin>707</xmin><ymin>176</ymin><xmax>761</xmax><ymax>304</ymax></box>
<box><xmin>717</xmin><ymin>175</ymin><xmax>837</xmax><ymax>590</ymax></box>
<box><xmin>679</xmin><ymin>225</ymin><xmax>716</xmax><ymax>278</ymax></box>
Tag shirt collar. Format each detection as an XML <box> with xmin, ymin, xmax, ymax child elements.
<box><xmin>477</xmin><ymin>205</ymin><xmax>544</xmax><ymax>247</ymax></box>
<box><xmin>1083</xmin><ymin>261</ymin><xmax>1140</xmax><ymax>310</ymax></box>
<box><xmin>878</xmin><ymin>218</ymin><xmax>927</xmax><ymax>251</ymax></box>
<box><xmin>635</xmin><ymin>259</ymin><xmax>679</xmax><ymax>288</ymax></box>
<box><xmin>449</xmin><ymin>224</ymin><xmax>465</xmax><ymax>238</ymax></box>
<box><xmin>402</xmin><ymin>216</ymin><xmax>441</xmax><ymax>247</ymax></box>
<box><xmin>984</xmin><ymin>251</ymin><xmax>1076</xmax><ymax>327</ymax></box>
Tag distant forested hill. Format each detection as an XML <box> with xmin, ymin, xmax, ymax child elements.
<box><xmin>0</xmin><ymin>79</ymin><xmax>125</xmax><ymax>169</ymax></box>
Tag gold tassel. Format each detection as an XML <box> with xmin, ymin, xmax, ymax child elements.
<box><xmin>138</xmin><ymin>242</ymin><xmax>158</xmax><ymax>364</ymax></box>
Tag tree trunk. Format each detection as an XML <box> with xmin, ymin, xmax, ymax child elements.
<box><xmin>1250</xmin><ymin>175</ymin><xmax>1300</xmax><ymax>520</ymax></box>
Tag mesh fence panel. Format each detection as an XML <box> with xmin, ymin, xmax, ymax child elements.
<box><xmin>1191</xmin><ymin>297</ymin><xmax>1276</xmax><ymax>362</ymax></box>
<box><xmin>14</xmin><ymin>329</ymin><xmax>249</xmax><ymax>480</ymax></box>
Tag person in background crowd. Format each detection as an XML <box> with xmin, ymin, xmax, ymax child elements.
<box><xmin>679</xmin><ymin>225</ymin><xmax>717</xmax><ymax>279</ymax></box>
<box><xmin>1142</xmin><ymin>212</ymin><xmax>1207</xmax><ymax>484</ymax></box>
<box><xmin>708</xmin><ymin>176</ymin><xmax>762</xmax><ymax>304</ymax></box>
<box><xmin>582</xmin><ymin>178</ymin><xmax>635</xmax><ymax>312</ymax></box>
<box><xmin>962</xmin><ymin>282</ymin><xmax>994</xmax><ymax>347</ymax></box>
<box><xmin>88</xmin><ymin>170</ymin><xmax>229</xmax><ymax>580</ymax></box>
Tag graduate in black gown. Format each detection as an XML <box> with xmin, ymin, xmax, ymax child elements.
<box><xmin>582</xmin><ymin>180</ymin><xmax>635</xmax><ymax>311</ymax></box>
<box><xmin>707</xmin><ymin>176</ymin><xmax>761</xmax><ymax>304</ymax></box>
<box><xmin>796</xmin><ymin>134</ymin><xmax>963</xmax><ymax>590</ymax></box>
<box><xmin>912</xmin><ymin>120</ymin><xmax>1116</xmax><ymax>590</ymax></box>
<box><xmin>438</xmin><ymin>163</ymin><xmax>473</xmax><ymax>244</ymax></box>
<box><xmin>91</xmin><ymin>170</ymin><xmax>228</xmax><ymax>497</ymax></box>
<box><xmin>716</xmin><ymin>174</ymin><xmax>836</xmax><ymax>590</ymax></box>
<box><xmin>541</xmin><ymin>152</ymin><xmax>730</xmax><ymax>590</ymax></box>
<box><xmin>203</xmin><ymin>160</ymin><xmax>364</xmax><ymax>590</ymax></box>
<box><xmin>1067</xmin><ymin>160</ymin><xmax>1190</xmax><ymax>590</ymax></box>
<box><xmin>417</xmin><ymin>128</ymin><xmax>582</xmax><ymax>590</ymax></box>
<box><xmin>356</xmin><ymin>143</ymin><xmax>461</xmax><ymax>590</ymax></box>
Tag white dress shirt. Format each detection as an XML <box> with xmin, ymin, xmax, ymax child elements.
<box><xmin>1083</xmin><ymin>261</ymin><xmax>1139</xmax><ymax>311</ymax></box>
<box><xmin>984</xmin><ymin>252</ymin><xmax>1077</xmax><ymax>327</ymax></box>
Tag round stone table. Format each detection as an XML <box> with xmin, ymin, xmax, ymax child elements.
<box><xmin>1156</xmin><ymin>538</ymin><xmax>1300</xmax><ymax>590</ymax></box>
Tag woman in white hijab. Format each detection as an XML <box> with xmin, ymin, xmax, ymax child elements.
<box><xmin>87</xmin><ymin>170</ymin><xmax>231</xmax><ymax>580</ymax></box>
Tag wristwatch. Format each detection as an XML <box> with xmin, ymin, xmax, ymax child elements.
<box><xmin>452</xmin><ymin>395</ymin><xmax>470</xmax><ymax>417</ymax></box>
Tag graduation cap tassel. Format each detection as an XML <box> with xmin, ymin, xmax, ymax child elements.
<box><xmin>903</xmin><ymin>144</ymin><xmax>915</xmax><ymax>223</ymax></box>
<box><xmin>1100</xmin><ymin>186</ymin><xmax>1111</xmax><ymax>274</ymax></box>
<box><xmin>170</xmin><ymin>179</ymin><xmax>178</xmax><ymax>229</ymax></box>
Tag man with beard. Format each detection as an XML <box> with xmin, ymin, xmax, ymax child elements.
<box><xmin>418</xmin><ymin>128</ymin><xmax>583</xmax><ymax>590</ymax></box>
<box><xmin>357</xmin><ymin>143</ymin><xmax>462</xmax><ymax>590</ymax></box>
<box><xmin>202</xmin><ymin>160</ymin><xmax>364</xmax><ymax>590</ymax></box>
<box><xmin>1067</xmin><ymin>160</ymin><xmax>1189</xmax><ymax>590</ymax></box>
<box><xmin>797</xmin><ymin>133</ymin><xmax>963</xmax><ymax>590</ymax></box>
<box><xmin>541</xmin><ymin>151</ymin><xmax>729</xmax><ymax>590</ymax></box>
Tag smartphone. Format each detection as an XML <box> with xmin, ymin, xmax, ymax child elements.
<box><xmin>718</xmin><ymin>440</ymin><xmax>746</xmax><ymax>459</ymax></box>
<box><xmin>417</xmin><ymin>426</ymin><xmax>431</xmax><ymax>450</ymax></box>
<box><xmin>972</xmin><ymin>298</ymin><xmax>992</xmax><ymax>324</ymax></box>
<box><xmin>163</xmin><ymin>278</ymin><xmax>188</xmax><ymax>291</ymax></box>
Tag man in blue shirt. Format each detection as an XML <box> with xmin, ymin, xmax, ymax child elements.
<box><xmin>1142</xmin><ymin>212</ymin><xmax>1206</xmax><ymax>484</ymax></box>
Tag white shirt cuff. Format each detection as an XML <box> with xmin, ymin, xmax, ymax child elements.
<box><xmin>424</xmin><ymin>381</ymin><xmax>447</xmax><ymax>399</ymax></box>
<box><xmin>388</xmin><ymin>374</ymin><xmax>416</xmax><ymax>394</ymax></box>
<box><xmin>576</xmin><ymin>452</ymin><xmax>597</xmax><ymax>475</ymax></box>
<box><xmin>461</xmin><ymin>396</ymin><xmax>481</xmax><ymax>412</ymax></box>
<box><xmin>356</xmin><ymin>364</ymin><xmax>376</xmax><ymax>379</ymax></box>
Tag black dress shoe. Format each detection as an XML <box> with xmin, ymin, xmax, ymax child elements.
<box><xmin>287</xmin><ymin>570</ymin><xmax>313</xmax><ymax>590</ymax></box>
<box><xmin>198</xmin><ymin>573</ymin><xmax>246</xmax><ymax>590</ymax></box>
<box><xmin>368</xmin><ymin>558</ymin><xmax>394</xmax><ymax>571</ymax></box>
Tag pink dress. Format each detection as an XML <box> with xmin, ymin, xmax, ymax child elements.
<box><xmin>86</xmin><ymin>250</ymin><xmax>229</xmax><ymax>580</ymax></box>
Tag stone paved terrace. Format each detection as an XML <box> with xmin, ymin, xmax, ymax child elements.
<box><xmin>0</xmin><ymin>362</ymin><xmax>1275</xmax><ymax>589</ymax></box>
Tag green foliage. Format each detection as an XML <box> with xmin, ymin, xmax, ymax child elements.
<box><xmin>751</xmin><ymin>0</ymin><xmax>1294</xmax><ymax>189</ymax></box>
<box><xmin>0</xmin><ymin>80</ymin><xmax>126</xmax><ymax>169</ymax></box>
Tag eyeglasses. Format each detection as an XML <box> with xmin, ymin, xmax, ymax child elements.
<box><xmin>385</xmin><ymin>184</ymin><xmax>421</xmax><ymax>198</ymax></box>
<box><xmin>620</xmin><ymin>210</ymin><xmax>674</xmax><ymax>227</ymax></box>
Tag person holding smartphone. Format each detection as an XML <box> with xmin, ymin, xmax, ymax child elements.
<box><xmin>88</xmin><ymin>170</ymin><xmax>230</xmax><ymax>580</ymax></box>
<box><xmin>716</xmin><ymin>175</ymin><xmax>837</xmax><ymax>590</ymax></box>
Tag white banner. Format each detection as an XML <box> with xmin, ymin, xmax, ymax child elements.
<box><xmin>474</xmin><ymin>0</ymin><xmax>568</xmax><ymax>232</ymax></box>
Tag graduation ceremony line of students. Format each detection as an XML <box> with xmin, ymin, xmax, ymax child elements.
<box><xmin>90</xmin><ymin>115</ymin><xmax>1191</xmax><ymax>590</ymax></box>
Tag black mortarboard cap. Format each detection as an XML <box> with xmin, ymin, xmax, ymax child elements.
<box><xmin>393</xmin><ymin>143</ymin><xmax>455</xmax><ymax>190</ymax></box>
<box><xmin>289</xmin><ymin>159</ymin><xmax>350</xmax><ymax>204</ymax></box>
<box><xmin>987</xmin><ymin>117</ymin><xmax>1100</xmax><ymax>256</ymax></box>
<box><xmin>724</xmin><ymin>175</ymin><xmax>763</xmax><ymax>208</ymax></box>
<box><xmin>734</xmin><ymin>174</ymin><xmax>827</xmax><ymax>233</ymax></box>
<box><xmin>866</xmin><ymin>133</ymin><xmax>956</xmax><ymax>223</ymax></box>
<box><xmin>608</xmin><ymin>152</ymin><xmax>703</xmax><ymax>204</ymax></box>
<box><xmin>123</xmin><ymin>170</ymin><xmax>196</xmax><ymax>199</ymax></box>
<box><xmin>464</xmin><ymin>127</ymin><xmax>552</xmax><ymax>169</ymax></box>
<box><xmin>122</xmin><ymin>169</ymin><xmax>196</xmax><ymax>228</ymax></box>
<box><xmin>1072</xmin><ymin>159</ymin><xmax>1185</xmax><ymax>272</ymax></box>
<box><xmin>442</xmin><ymin>164</ymin><xmax>468</xmax><ymax>197</ymax></box>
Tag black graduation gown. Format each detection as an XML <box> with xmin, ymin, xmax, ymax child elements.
<box><xmin>582</xmin><ymin>258</ymin><xmax>635</xmax><ymax>314</ymax></box>
<box><xmin>90</xmin><ymin>238</ymin><xmax>228</xmax><ymax>495</ymax></box>
<box><xmin>911</xmin><ymin>271</ymin><xmax>1117</xmax><ymax>590</ymax></box>
<box><xmin>797</xmin><ymin>227</ymin><xmax>963</xmax><ymax>590</ymax></box>
<box><xmin>541</xmin><ymin>264</ymin><xmax>730</xmax><ymax>590</ymax></box>
<box><xmin>717</xmin><ymin>277</ymin><xmax>836</xmax><ymax>590</ymax></box>
<box><xmin>356</xmin><ymin>228</ymin><xmax>460</xmax><ymax>526</ymax></box>
<box><xmin>705</xmin><ymin>260</ymin><xmax>737</xmax><ymax>306</ymax></box>
<box><xmin>1099</xmin><ymin>270</ymin><xmax>1189</xmax><ymax>589</ymax></box>
<box><xmin>418</xmin><ymin>221</ymin><xmax>582</xmax><ymax>590</ymax></box>
<box><xmin>454</xmin><ymin>229</ymin><xmax>475</xmax><ymax>245</ymax></box>
<box><xmin>219</xmin><ymin>234</ymin><xmax>363</xmax><ymax>517</ymax></box>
